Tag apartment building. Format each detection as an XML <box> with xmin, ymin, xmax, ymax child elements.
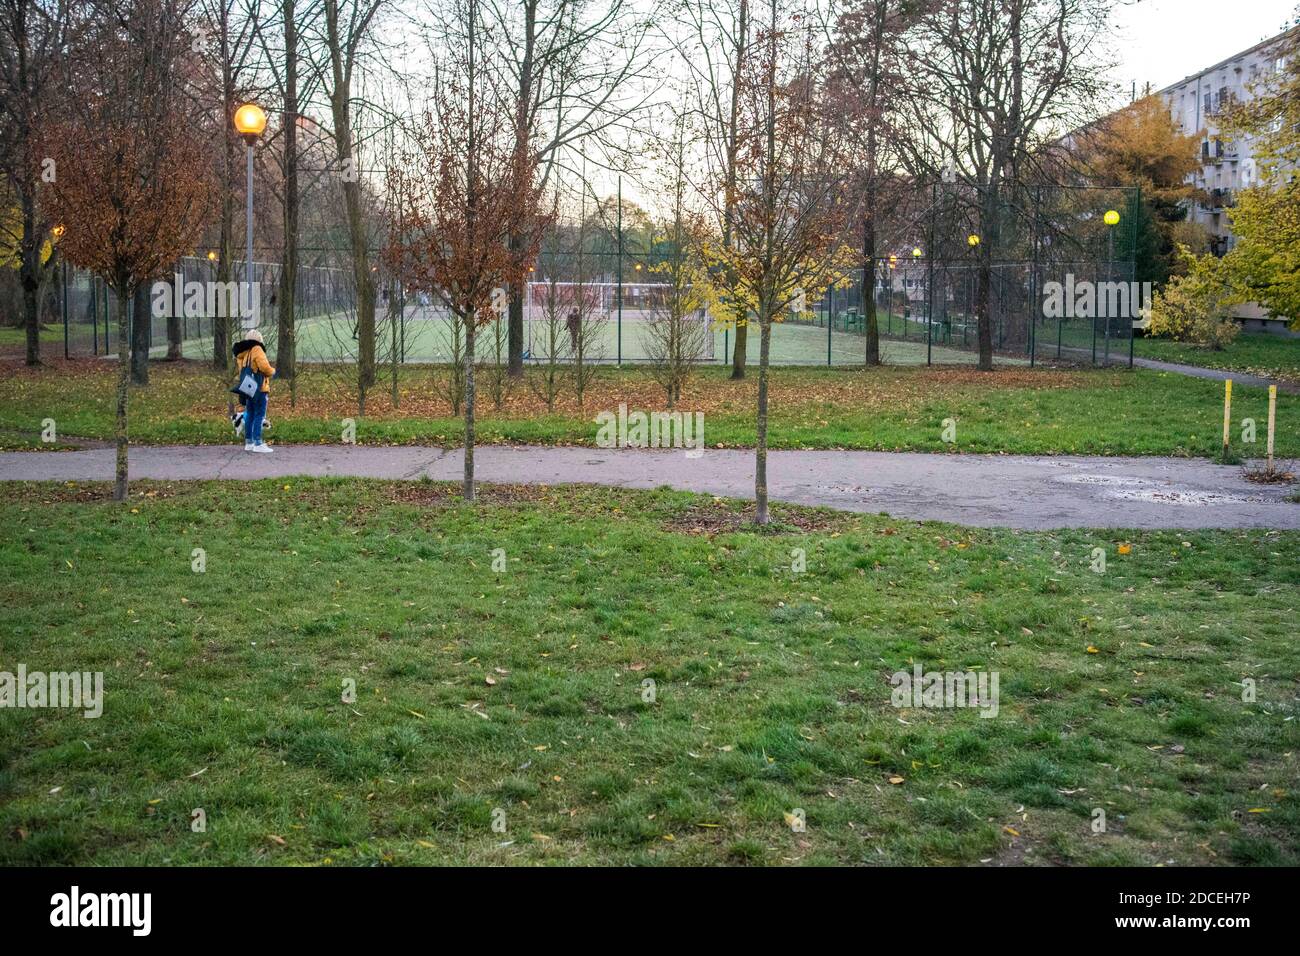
<box><xmin>1158</xmin><ymin>28</ymin><xmax>1296</xmax><ymax>327</ymax></box>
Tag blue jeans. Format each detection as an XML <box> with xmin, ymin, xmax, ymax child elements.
<box><xmin>245</xmin><ymin>391</ymin><xmax>268</xmax><ymax>444</ymax></box>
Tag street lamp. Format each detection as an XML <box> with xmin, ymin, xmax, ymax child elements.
<box><xmin>233</xmin><ymin>103</ymin><xmax>268</xmax><ymax>316</ymax></box>
<box><xmin>967</xmin><ymin>234</ymin><xmax>980</xmax><ymax>248</ymax></box>
<box><xmin>1102</xmin><ymin>210</ymin><xmax>1121</xmax><ymax>366</ymax></box>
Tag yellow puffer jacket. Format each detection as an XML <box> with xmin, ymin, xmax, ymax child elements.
<box><xmin>236</xmin><ymin>343</ymin><xmax>275</xmax><ymax>393</ymax></box>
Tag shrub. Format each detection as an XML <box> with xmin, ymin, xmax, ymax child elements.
<box><xmin>1148</xmin><ymin>246</ymin><xmax>1242</xmax><ymax>349</ymax></box>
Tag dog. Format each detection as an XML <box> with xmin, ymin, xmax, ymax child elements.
<box><xmin>230</xmin><ymin>410</ymin><xmax>271</xmax><ymax>438</ymax></box>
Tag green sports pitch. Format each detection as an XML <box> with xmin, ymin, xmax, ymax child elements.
<box><xmin>154</xmin><ymin>307</ymin><xmax>1018</xmax><ymax>367</ymax></box>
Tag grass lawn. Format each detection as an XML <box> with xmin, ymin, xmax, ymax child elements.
<box><xmin>1134</xmin><ymin>333</ymin><xmax>1300</xmax><ymax>383</ymax></box>
<box><xmin>2</xmin><ymin>359</ymin><xmax>1297</xmax><ymax>460</ymax></box>
<box><xmin>0</xmin><ymin>479</ymin><xmax>1296</xmax><ymax>866</ymax></box>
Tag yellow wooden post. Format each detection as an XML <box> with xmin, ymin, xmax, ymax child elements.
<box><xmin>1222</xmin><ymin>379</ymin><xmax>1233</xmax><ymax>459</ymax></box>
<box><xmin>1267</xmin><ymin>385</ymin><xmax>1277</xmax><ymax>474</ymax></box>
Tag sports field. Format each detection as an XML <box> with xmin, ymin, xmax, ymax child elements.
<box><xmin>152</xmin><ymin>306</ymin><xmax>1022</xmax><ymax>367</ymax></box>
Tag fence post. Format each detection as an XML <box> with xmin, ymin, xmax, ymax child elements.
<box><xmin>927</xmin><ymin>182</ymin><xmax>936</xmax><ymax>366</ymax></box>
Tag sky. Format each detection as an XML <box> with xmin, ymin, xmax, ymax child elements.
<box><xmin>1111</xmin><ymin>0</ymin><xmax>1297</xmax><ymax>96</ymax></box>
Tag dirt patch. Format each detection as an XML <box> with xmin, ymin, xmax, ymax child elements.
<box><xmin>384</xmin><ymin>481</ymin><xmax>553</xmax><ymax>508</ymax></box>
<box><xmin>660</xmin><ymin>498</ymin><xmax>856</xmax><ymax>536</ymax></box>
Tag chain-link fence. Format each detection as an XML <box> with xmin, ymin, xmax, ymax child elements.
<box><xmin>40</xmin><ymin>184</ymin><xmax>1137</xmax><ymax>370</ymax></box>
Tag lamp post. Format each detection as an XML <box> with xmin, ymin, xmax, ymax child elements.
<box><xmin>1103</xmin><ymin>209</ymin><xmax>1120</xmax><ymax>367</ymax></box>
<box><xmin>967</xmin><ymin>235</ymin><xmax>979</xmax><ymax>347</ymax></box>
<box><xmin>234</xmin><ymin>103</ymin><xmax>267</xmax><ymax>327</ymax></box>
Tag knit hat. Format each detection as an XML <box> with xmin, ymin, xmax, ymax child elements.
<box><xmin>244</xmin><ymin>329</ymin><xmax>264</xmax><ymax>344</ymax></box>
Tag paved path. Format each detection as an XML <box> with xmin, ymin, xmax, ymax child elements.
<box><xmin>1058</xmin><ymin>346</ymin><xmax>1299</xmax><ymax>393</ymax></box>
<box><xmin>1126</xmin><ymin>356</ymin><xmax>1299</xmax><ymax>393</ymax></box>
<box><xmin>2</xmin><ymin>444</ymin><xmax>1296</xmax><ymax>530</ymax></box>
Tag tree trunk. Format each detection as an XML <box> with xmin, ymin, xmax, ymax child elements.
<box><xmin>464</xmin><ymin>317</ymin><xmax>477</xmax><ymax>500</ymax></box>
<box><xmin>131</xmin><ymin>285</ymin><xmax>150</xmax><ymax>385</ymax></box>
<box><xmin>730</xmin><ymin>311</ymin><xmax>748</xmax><ymax>379</ymax></box>
<box><xmin>166</xmin><ymin>308</ymin><xmax>182</xmax><ymax>360</ymax></box>
<box><xmin>114</xmin><ymin>286</ymin><xmax>131</xmax><ymax>502</ymax></box>
<box><xmin>20</xmin><ymin>197</ymin><xmax>42</xmax><ymax>366</ymax></box>
<box><xmin>863</xmin><ymin>207</ymin><xmax>879</xmax><ymax>366</ymax></box>
<box><xmin>754</xmin><ymin>313</ymin><xmax>771</xmax><ymax>525</ymax></box>
<box><xmin>976</xmin><ymin>187</ymin><xmax>998</xmax><ymax>371</ymax></box>
<box><xmin>21</xmin><ymin>280</ymin><xmax>40</xmax><ymax>366</ymax></box>
<box><xmin>278</xmin><ymin>0</ymin><xmax>299</xmax><ymax>386</ymax></box>
<box><xmin>725</xmin><ymin>0</ymin><xmax>749</xmax><ymax>381</ymax></box>
<box><xmin>507</xmin><ymin>272</ymin><xmax>524</xmax><ymax>378</ymax></box>
<box><xmin>976</xmin><ymin>251</ymin><xmax>993</xmax><ymax>370</ymax></box>
<box><xmin>341</xmin><ymin>167</ymin><xmax>375</xmax><ymax>393</ymax></box>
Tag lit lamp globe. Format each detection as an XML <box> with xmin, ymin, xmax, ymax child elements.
<box><xmin>967</xmin><ymin>234</ymin><xmax>980</xmax><ymax>248</ymax></box>
<box><xmin>1103</xmin><ymin>209</ymin><xmax>1121</xmax><ymax>227</ymax></box>
<box><xmin>234</xmin><ymin>103</ymin><xmax>268</xmax><ymax>143</ymax></box>
<box><xmin>51</xmin><ymin>224</ymin><xmax>65</xmax><ymax>239</ymax></box>
<box><xmin>912</xmin><ymin>247</ymin><xmax>922</xmax><ymax>258</ymax></box>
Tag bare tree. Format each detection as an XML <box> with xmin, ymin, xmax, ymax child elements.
<box><xmin>899</xmin><ymin>0</ymin><xmax>1114</xmax><ymax>369</ymax></box>
<box><xmin>194</xmin><ymin>0</ymin><xmax>261</xmax><ymax>371</ymax></box>
<box><xmin>312</xmin><ymin>0</ymin><xmax>385</xmax><ymax>405</ymax></box>
<box><xmin>826</xmin><ymin>0</ymin><xmax>924</xmax><ymax>366</ymax></box>
<box><xmin>676</xmin><ymin>0</ymin><xmax>752</xmax><ymax>379</ymax></box>
<box><xmin>711</xmin><ymin>2</ymin><xmax>851</xmax><ymax>524</ymax></box>
<box><xmin>473</xmin><ymin>0</ymin><xmax>660</xmax><ymax>379</ymax></box>
<box><xmin>645</xmin><ymin>117</ymin><xmax>710</xmax><ymax>407</ymax></box>
<box><xmin>389</xmin><ymin>0</ymin><xmax>546</xmax><ymax>499</ymax></box>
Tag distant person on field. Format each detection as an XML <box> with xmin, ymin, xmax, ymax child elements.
<box><xmin>233</xmin><ymin>329</ymin><xmax>276</xmax><ymax>453</ymax></box>
<box><xmin>566</xmin><ymin>307</ymin><xmax>581</xmax><ymax>351</ymax></box>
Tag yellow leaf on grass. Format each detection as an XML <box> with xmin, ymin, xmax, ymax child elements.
<box><xmin>1004</xmin><ymin>826</ymin><xmax>1020</xmax><ymax>837</ymax></box>
<box><xmin>888</xmin><ymin>776</ymin><xmax>905</xmax><ymax>785</ymax></box>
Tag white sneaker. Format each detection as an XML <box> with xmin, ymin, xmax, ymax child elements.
<box><xmin>251</xmin><ymin>443</ymin><xmax>274</xmax><ymax>453</ymax></box>
<box><xmin>244</xmin><ymin>442</ymin><xmax>255</xmax><ymax>451</ymax></box>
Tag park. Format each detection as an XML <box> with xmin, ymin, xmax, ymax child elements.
<box><xmin>0</xmin><ymin>0</ymin><xmax>1298</xmax><ymax>900</ymax></box>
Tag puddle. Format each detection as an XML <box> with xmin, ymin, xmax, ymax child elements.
<box><xmin>1055</xmin><ymin>473</ymin><xmax>1258</xmax><ymax>505</ymax></box>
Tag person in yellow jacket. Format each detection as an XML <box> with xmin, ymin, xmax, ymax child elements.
<box><xmin>232</xmin><ymin>329</ymin><xmax>276</xmax><ymax>453</ymax></box>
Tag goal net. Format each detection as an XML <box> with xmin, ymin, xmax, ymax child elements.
<box><xmin>522</xmin><ymin>281</ymin><xmax>715</xmax><ymax>363</ymax></box>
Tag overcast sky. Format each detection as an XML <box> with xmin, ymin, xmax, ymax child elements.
<box><xmin>1111</xmin><ymin>0</ymin><xmax>1297</xmax><ymax>95</ymax></box>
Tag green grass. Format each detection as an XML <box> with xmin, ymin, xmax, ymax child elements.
<box><xmin>1134</xmin><ymin>332</ymin><xmax>1300</xmax><ymax>383</ymax></box>
<box><xmin>0</xmin><ymin>479</ymin><xmax>1297</xmax><ymax>866</ymax></box>
<box><xmin>151</xmin><ymin>309</ymin><xmax>1005</xmax><ymax>367</ymax></box>
<box><xmin>1</xmin><ymin>361</ymin><xmax>1296</xmax><ymax>460</ymax></box>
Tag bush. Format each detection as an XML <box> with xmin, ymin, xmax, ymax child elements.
<box><xmin>1148</xmin><ymin>246</ymin><xmax>1242</xmax><ymax>349</ymax></box>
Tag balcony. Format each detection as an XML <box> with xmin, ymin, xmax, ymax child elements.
<box><xmin>1205</xmin><ymin>188</ymin><xmax>1235</xmax><ymax>211</ymax></box>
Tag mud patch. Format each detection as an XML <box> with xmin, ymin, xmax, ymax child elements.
<box><xmin>661</xmin><ymin>499</ymin><xmax>855</xmax><ymax>535</ymax></box>
<box><xmin>1054</xmin><ymin>473</ymin><xmax>1259</xmax><ymax>506</ymax></box>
